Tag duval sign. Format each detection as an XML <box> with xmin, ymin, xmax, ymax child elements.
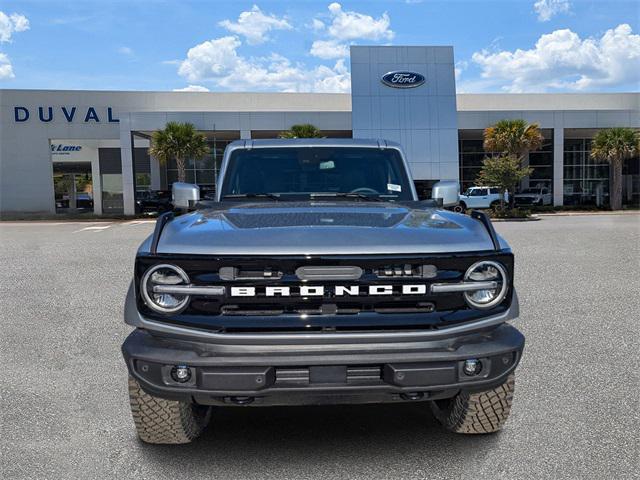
<box><xmin>13</xmin><ymin>106</ymin><xmax>119</xmax><ymax>123</ymax></box>
<box><xmin>381</xmin><ymin>71</ymin><xmax>426</xmax><ymax>88</ymax></box>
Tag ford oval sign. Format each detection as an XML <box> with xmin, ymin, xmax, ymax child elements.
<box><xmin>381</xmin><ymin>71</ymin><xmax>425</xmax><ymax>89</ymax></box>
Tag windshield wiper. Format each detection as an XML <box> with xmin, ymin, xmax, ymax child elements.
<box><xmin>310</xmin><ymin>192</ymin><xmax>382</xmax><ymax>202</ymax></box>
<box><xmin>222</xmin><ymin>193</ymin><xmax>281</xmax><ymax>201</ymax></box>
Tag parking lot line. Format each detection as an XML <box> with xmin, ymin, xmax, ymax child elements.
<box><xmin>124</xmin><ymin>220</ymin><xmax>156</xmax><ymax>226</ymax></box>
<box><xmin>72</xmin><ymin>224</ymin><xmax>112</xmax><ymax>233</ymax></box>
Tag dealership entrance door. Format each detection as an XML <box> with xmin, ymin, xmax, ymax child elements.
<box><xmin>53</xmin><ymin>162</ymin><xmax>94</xmax><ymax>213</ymax></box>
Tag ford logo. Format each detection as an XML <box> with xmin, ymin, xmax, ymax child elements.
<box><xmin>381</xmin><ymin>71</ymin><xmax>425</xmax><ymax>88</ymax></box>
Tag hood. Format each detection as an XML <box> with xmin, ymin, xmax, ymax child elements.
<box><xmin>155</xmin><ymin>201</ymin><xmax>499</xmax><ymax>255</ymax></box>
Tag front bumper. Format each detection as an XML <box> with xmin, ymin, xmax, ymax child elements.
<box><xmin>122</xmin><ymin>323</ymin><xmax>524</xmax><ymax>406</ymax></box>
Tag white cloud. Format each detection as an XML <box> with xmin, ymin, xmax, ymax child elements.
<box><xmin>308</xmin><ymin>3</ymin><xmax>394</xmax><ymax>60</ymax></box>
<box><xmin>173</xmin><ymin>85</ymin><xmax>210</xmax><ymax>92</ymax></box>
<box><xmin>310</xmin><ymin>39</ymin><xmax>349</xmax><ymax>60</ymax></box>
<box><xmin>0</xmin><ymin>52</ymin><xmax>14</xmax><ymax>79</ymax></box>
<box><xmin>312</xmin><ymin>58</ymin><xmax>351</xmax><ymax>93</ymax></box>
<box><xmin>454</xmin><ymin>60</ymin><xmax>468</xmax><ymax>80</ymax></box>
<box><xmin>310</xmin><ymin>18</ymin><xmax>325</xmax><ymax>32</ymax></box>
<box><xmin>219</xmin><ymin>5</ymin><xmax>292</xmax><ymax>45</ymax></box>
<box><xmin>471</xmin><ymin>24</ymin><xmax>640</xmax><ymax>92</ymax></box>
<box><xmin>325</xmin><ymin>3</ymin><xmax>393</xmax><ymax>41</ymax></box>
<box><xmin>178</xmin><ymin>36</ymin><xmax>242</xmax><ymax>82</ymax></box>
<box><xmin>177</xmin><ymin>35</ymin><xmax>350</xmax><ymax>93</ymax></box>
<box><xmin>118</xmin><ymin>46</ymin><xmax>134</xmax><ymax>56</ymax></box>
<box><xmin>0</xmin><ymin>11</ymin><xmax>29</xmax><ymax>43</ymax></box>
<box><xmin>533</xmin><ymin>0</ymin><xmax>570</xmax><ymax>22</ymax></box>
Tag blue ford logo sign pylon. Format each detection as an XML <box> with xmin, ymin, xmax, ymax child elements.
<box><xmin>381</xmin><ymin>71</ymin><xmax>425</xmax><ymax>88</ymax></box>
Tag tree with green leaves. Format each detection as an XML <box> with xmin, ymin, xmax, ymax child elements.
<box><xmin>483</xmin><ymin>119</ymin><xmax>544</xmax><ymax>159</ymax></box>
<box><xmin>481</xmin><ymin>119</ymin><xmax>544</xmax><ymax>209</ymax></box>
<box><xmin>590</xmin><ymin>127</ymin><xmax>640</xmax><ymax>210</ymax></box>
<box><xmin>148</xmin><ymin>122</ymin><xmax>209</xmax><ymax>184</ymax></box>
<box><xmin>476</xmin><ymin>156</ymin><xmax>533</xmax><ymax>210</ymax></box>
<box><xmin>279</xmin><ymin>124</ymin><xmax>324</xmax><ymax>139</ymax></box>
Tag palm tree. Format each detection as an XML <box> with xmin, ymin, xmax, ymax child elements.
<box><xmin>148</xmin><ymin>122</ymin><xmax>209</xmax><ymax>184</ymax></box>
<box><xmin>483</xmin><ymin>119</ymin><xmax>544</xmax><ymax>160</ymax></box>
<box><xmin>279</xmin><ymin>124</ymin><xmax>324</xmax><ymax>139</ymax></box>
<box><xmin>482</xmin><ymin>119</ymin><xmax>544</xmax><ymax>208</ymax></box>
<box><xmin>590</xmin><ymin>128</ymin><xmax>640</xmax><ymax>210</ymax></box>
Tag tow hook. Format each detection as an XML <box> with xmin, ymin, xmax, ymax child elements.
<box><xmin>227</xmin><ymin>396</ymin><xmax>255</xmax><ymax>405</ymax></box>
<box><xmin>400</xmin><ymin>392</ymin><xmax>424</xmax><ymax>401</ymax></box>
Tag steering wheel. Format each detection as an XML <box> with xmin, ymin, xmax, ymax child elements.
<box><xmin>350</xmin><ymin>187</ymin><xmax>378</xmax><ymax>194</ymax></box>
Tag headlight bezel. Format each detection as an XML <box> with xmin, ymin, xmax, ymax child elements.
<box><xmin>463</xmin><ymin>260</ymin><xmax>509</xmax><ymax>310</ymax></box>
<box><xmin>140</xmin><ymin>263</ymin><xmax>191</xmax><ymax>314</ymax></box>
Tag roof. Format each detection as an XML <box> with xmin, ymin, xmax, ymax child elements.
<box><xmin>227</xmin><ymin>138</ymin><xmax>403</xmax><ymax>148</ymax></box>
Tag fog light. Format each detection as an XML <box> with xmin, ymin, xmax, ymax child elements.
<box><xmin>170</xmin><ymin>365</ymin><xmax>192</xmax><ymax>383</ymax></box>
<box><xmin>463</xmin><ymin>359</ymin><xmax>482</xmax><ymax>376</ymax></box>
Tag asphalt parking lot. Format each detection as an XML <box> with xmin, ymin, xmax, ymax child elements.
<box><xmin>1</xmin><ymin>214</ymin><xmax>639</xmax><ymax>479</ymax></box>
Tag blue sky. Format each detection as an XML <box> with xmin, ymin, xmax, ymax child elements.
<box><xmin>0</xmin><ymin>0</ymin><xmax>638</xmax><ymax>93</ymax></box>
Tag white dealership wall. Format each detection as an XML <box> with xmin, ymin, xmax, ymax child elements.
<box><xmin>0</xmin><ymin>45</ymin><xmax>638</xmax><ymax>215</ymax></box>
<box><xmin>0</xmin><ymin>90</ymin><xmax>351</xmax><ymax>214</ymax></box>
<box><xmin>456</xmin><ymin>93</ymin><xmax>640</xmax><ymax>205</ymax></box>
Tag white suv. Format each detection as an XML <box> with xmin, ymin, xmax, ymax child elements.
<box><xmin>458</xmin><ymin>187</ymin><xmax>507</xmax><ymax>210</ymax></box>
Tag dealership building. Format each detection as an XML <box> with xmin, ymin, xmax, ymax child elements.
<box><xmin>1</xmin><ymin>45</ymin><xmax>638</xmax><ymax>216</ymax></box>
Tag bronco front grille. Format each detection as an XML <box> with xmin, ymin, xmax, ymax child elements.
<box><xmin>218</xmin><ymin>301</ymin><xmax>435</xmax><ymax>316</ymax></box>
<box><xmin>135</xmin><ymin>252</ymin><xmax>514</xmax><ymax>331</ymax></box>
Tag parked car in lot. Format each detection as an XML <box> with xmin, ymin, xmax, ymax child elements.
<box><xmin>55</xmin><ymin>192</ymin><xmax>93</xmax><ymax>210</ymax></box>
<box><xmin>514</xmin><ymin>187</ymin><xmax>552</xmax><ymax>206</ymax></box>
<box><xmin>458</xmin><ymin>186</ymin><xmax>507</xmax><ymax>210</ymax></box>
<box><xmin>135</xmin><ymin>190</ymin><xmax>173</xmax><ymax>214</ymax></box>
<box><xmin>122</xmin><ymin>139</ymin><xmax>524</xmax><ymax>444</ymax></box>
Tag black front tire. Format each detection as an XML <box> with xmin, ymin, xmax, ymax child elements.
<box><xmin>430</xmin><ymin>374</ymin><xmax>515</xmax><ymax>434</ymax></box>
<box><xmin>128</xmin><ymin>376</ymin><xmax>212</xmax><ymax>444</ymax></box>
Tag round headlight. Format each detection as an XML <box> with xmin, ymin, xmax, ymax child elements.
<box><xmin>141</xmin><ymin>264</ymin><xmax>190</xmax><ymax>314</ymax></box>
<box><xmin>463</xmin><ymin>260</ymin><xmax>508</xmax><ymax>309</ymax></box>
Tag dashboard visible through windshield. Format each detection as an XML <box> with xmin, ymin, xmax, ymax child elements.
<box><xmin>219</xmin><ymin>147</ymin><xmax>413</xmax><ymax>201</ymax></box>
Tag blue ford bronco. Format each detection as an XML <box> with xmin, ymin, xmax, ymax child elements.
<box><xmin>122</xmin><ymin>139</ymin><xmax>523</xmax><ymax>443</ymax></box>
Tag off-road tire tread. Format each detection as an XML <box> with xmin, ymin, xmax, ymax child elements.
<box><xmin>432</xmin><ymin>374</ymin><xmax>515</xmax><ymax>434</ymax></box>
<box><xmin>128</xmin><ymin>376</ymin><xmax>210</xmax><ymax>444</ymax></box>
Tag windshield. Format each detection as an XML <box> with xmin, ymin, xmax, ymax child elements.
<box><xmin>520</xmin><ymin>188</ymin><xmax>539</xmax><ymax>194</ymax></box>
<box><xmin>219</xmin><ymin>147</ymin><xmax>413</xmax><ymax>201</ymax></box>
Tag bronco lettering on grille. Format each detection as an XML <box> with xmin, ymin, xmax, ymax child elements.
<box><xmin>230</xmin><ymin>285</ymin><xmax>428</xmax><ymax>297</ymax></box>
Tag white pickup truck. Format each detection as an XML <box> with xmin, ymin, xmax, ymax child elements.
<box><xmin>514</xmin><ymin>187</ymin><xmax>552</xmax><ymax>206</ymax></box>
<box><xmin>458</xmin><ymin>186</ymin><xmax>507</xmax><ymax>210</ymax></box>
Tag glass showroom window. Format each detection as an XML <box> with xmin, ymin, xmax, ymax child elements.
<box><xmin>134</xmin><ymin>148</ymin><xmax>152</xmax><ymax>192</ymax></box>
<box><xmin>458</xmin><ymin>137</ymin><xmax>487</xmax><ymax>193</ymax></box>
<box><xmin>460</xmin><ymin>130</ymin><xmax>553</xmax><ymax>193</ymax></box>
<box><xmin>527</xmin><ymin>132</ymin><xmax>553</xmax><ymax>190</ymax></box>
<box><xmin>563</xmin><ymin>138</ymin><xmax>610</xmax><ymax>206</ymax></box>
<box><xmin>165</xmin><ymin>138</ymin><xmax>237</xmax><ymax>196</ymax></box>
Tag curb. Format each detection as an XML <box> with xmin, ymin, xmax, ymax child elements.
<box><xmin>535</xmin><ymin>211</ymin><xmax>639</xmax><ymax>217</ymax></box>
<box><xmin>490</xmin><ymin>217</ymin><xmax>541</xmax><ymax>222</ymax></box>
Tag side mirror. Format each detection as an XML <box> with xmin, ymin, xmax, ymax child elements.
<box><xmin>431</xmin><ymin>180</ymin><xmax>460</xmax><ymax>208</ymax></box>
<box><xmin>172</xmin><ymin>182</ymin><xmax>200</xmax><ymax>210</ymax></box>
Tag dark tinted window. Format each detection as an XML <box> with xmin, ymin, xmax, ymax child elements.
<box><xmin>221</xmin><ymin>147</ymin><xmax>413</xmax><ymax>200</ymax></box>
